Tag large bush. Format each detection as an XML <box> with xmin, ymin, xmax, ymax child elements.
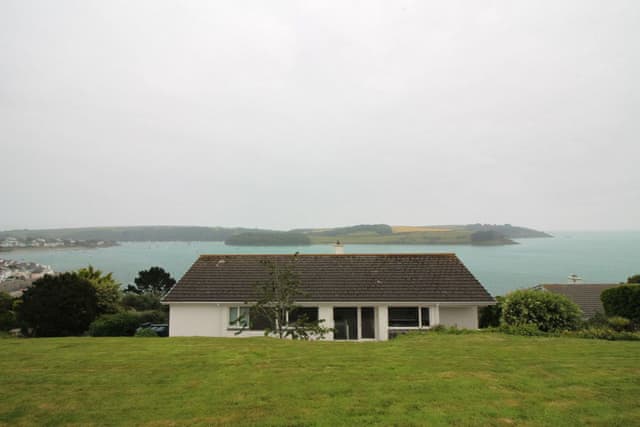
<box><xmin>89</xmin><ymin>312</ymin><xmax>141</xmax><ymax>336</ymax></box>
<box><xmin>88</xmin><ymin>310</ymin><xmax>167</xmax><ymax>336</ymax></box>
<box><xmin>601</xmin><ymin>285</ymin><xmax>640</xmax><ymax>324</ymax></box>
<box><xmin>479</xmin><ymin>296</ymin><xmax>503</xmax><ymax>328</ymax></box>
<box><xmin>18</xmin><ymin>273</ymin><xmax>98</xmax><ymax>337</ymax></box>
<box><xmin>0</xmin><ymin>292</ymin><xmax>17</xmax><ymax>331</ymax></box>
<box><xmin>501</xmin><ymin>289</ymin><xmax>582</xmax><ymax>332</ymax></box>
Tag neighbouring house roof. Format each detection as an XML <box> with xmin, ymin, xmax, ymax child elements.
<box><xmin>535</xmin><ymin>284</ymin><xmax>622</xmax><ymax>318</ymax></box>
<box><xmin>163</xmin><ymin>253</ymin><xmax>495</xmax><ymax>303</ymax></box>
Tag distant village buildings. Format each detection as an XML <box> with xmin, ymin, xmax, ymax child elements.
<box><xmin>0</xmin><ymin>259</ymin><xmax>54</xmax><ymax>283</ymax></box>
<box><xmin>0</xmin><ymin>236</ymin><xmax>112</xmax><ymax>249</ymax></box>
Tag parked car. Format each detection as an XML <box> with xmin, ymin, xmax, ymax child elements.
<box><xmin>136</xmin><ymin>323</ymin><xmax>169</xmax><ymax>337</ymax></box>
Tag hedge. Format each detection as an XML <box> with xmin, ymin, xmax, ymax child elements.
<box><xmin>88</xmin><ymin>310</ymin><xmax>167</xmax><ymax>337</ymax></box>
<box><xmin>601</xmin><ymin>285</ymin><xmax>640</xmax><ymax>324</ymax></box>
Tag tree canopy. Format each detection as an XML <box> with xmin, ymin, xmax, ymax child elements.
<box><xmin>76</xmin><ymin>265</ymin><xmax>121</xmax><ymax>314</ymax></box>
<box><xmin>126</xmin><ymin>267</ymin><xmax>176</xmax><ymax>296</ymax></box>
<box><xmin>18</xmin><ymin>273</ymin><xmax>98</xmax><ymax>336</ymax></box>
<box><xmin>627</xmin><ymin>275</ymin><xmax>640</xmax><ymax>284</ymax></box>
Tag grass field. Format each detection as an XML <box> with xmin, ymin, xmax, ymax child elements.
<box><xmin>309</xmin><ymin>230</ymin><xmax>474</xmax><ymax>245</ymax></box>
<box><xmin>1</xmin><ymin>333</ymin><xmax>639</xmax><ymax>426</ymax></box>
<box><xmin>391</xmin><ymin>226</ymin><xmax>453</xmax><ymax>233</ymax></box>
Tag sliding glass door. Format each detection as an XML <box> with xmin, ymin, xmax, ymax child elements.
<box><xmin>333</xmin><ymin>307</ymin><xmax>358</xmax><ymax>340</ymax></box>
<box><xmin>333</xmin><ymin>307</ymin><xmax>376</xmax><ymax>340</ymax></box>
<box><xmin>361</xmin><ymin>307</ymin><xmax>375</xmax><ymax>339</ymax></box>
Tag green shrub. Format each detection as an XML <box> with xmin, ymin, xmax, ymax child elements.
<box><xmin>135</xmin><ymin>328</ymin><xmax>158</xmax><ymax>337</ymax></box>
<box><xmin>601</xmin><ymin>285</ymin><xmax>640</xmax><ymax>324</ymax></box>
<box><xmin>0</xmin><ymin>292</ymin><xmax>17</xmax><ymax>331</ymax></box>
<box><xmin>88</xmin><ymin>310</ymin><xmax>167</xmax><ymax>337</ymax></box>
<box><xmin>428</xmin><ymin>325</ymin><xmax>475</xmax><ymax>335</ymax></box>
<box><xmin>89</xmin><ymin>312</ymin><xmax>142</xmax><ymax>337</ymax></box>
<box><xmin>584</xmin><ymin>311</ymin><xmax>609</xmax><ymax>328</ymax></box>
<box><xmin>496</xmin><ymin>323</ymin><xmax>549</xmax><ymax>337</ymax></box>
<box><xmin>0</xmin><ymin>311</ymin><xmax>17</xmax><ymax>331</ymax></box>
<box><xmin>479</xmin><ymin>296</ymin><xmax>503</xmax><ymax>328</ymax></box>
<box><xmin>501</xmin><ymin>289</ymin><xmax>582</xmax><ymax>332</ymax></box>
<box><xmin>567</xmin><ymin>327</ymin><xmax>640</xmax><ymax>341</ymax></box>
<box><xmin>136</xmin><ymin>310</ymin><xmax>168</xmax><ymax>324</ymax></box>
<box><xmin>607</xmin><ymin>316</ymin><xmax>632</xmax><ymax>332</ymax></box>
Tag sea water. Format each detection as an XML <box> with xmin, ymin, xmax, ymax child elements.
<box><xmin>3</xmin><ymin>231</ymin><xmax>639</xmax><ymax>296</ymax></box>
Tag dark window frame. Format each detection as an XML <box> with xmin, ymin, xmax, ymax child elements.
<box><xmin>388</xmin><ymin>306</ymin><xmax>419</xmax><ymax>327</ymax></box>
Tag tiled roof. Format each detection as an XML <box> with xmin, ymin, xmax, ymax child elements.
<box><xmin>537</xmin><ymin>284</ymin><xmax>621</xmax><ymax>318</ymax></box>
<box><xmin>163</xmin><ymin>253</ymin><xmax>495</xmax><ymax>303</ymax></box>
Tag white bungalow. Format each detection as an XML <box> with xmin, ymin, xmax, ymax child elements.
<box><xmin>163</xmin><ymin>252</ymin><xmax>494</xmax><ymax>341</ymax></box>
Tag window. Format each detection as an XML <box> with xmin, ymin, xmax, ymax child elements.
<box><xmin>388</xmin><ymin>307</ymin><xmax>419</xmax><ymax>327</ymax></box>
<box><xmin>421</xmin><ymin>307</ymin><xmax>430</xmax><ymax>327</ymax></box>
<box><xmin>289</xmin><ymin>307</ymin><xmax>319</xmax><ymax>323</ymax></box>
<box><xmin>229</xmin><ymin>306</ymin><xmax>249</xmax><ymax>328</ymax></box>
<box><xmin>250</xmin><ymin>311</ymin><xmax>271</xmax><ymax>330</ymax></box>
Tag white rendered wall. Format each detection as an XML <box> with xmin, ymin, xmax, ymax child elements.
<box><xmin>376</xmin><ymin>305</ymin><xmax>389</xmax><ymax>341</ymax></box>
<box><xmin>170</xmin><ymin>303</ymin><xmax>336</xmax><ymax>338</ymax></box>
<box><xmin>169</xmin><ymin>304</ymin><xmax>224</xmax><ymax>337</ymax></box>
<box><xmin>439</xmin><ymin>306</ymin><xmax>478</xmax><ymax>329</ymax></box>
<box><xmin>318</xmin><ymin>304</ymin><xmax>334</xmax><ymax>340</ymax></box>
<box><xmin>170</xmin><ymin>303</ymin><xmax>480</xmax><ymax>337</ymax></box>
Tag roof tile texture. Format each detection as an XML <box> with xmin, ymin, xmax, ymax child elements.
<box><xmin>539</xmin><ymin>284</ymin><xmax>621</xmax><ymax>318</ymax></box>
<box><xmin>164</xmin><ymin>253</ymin><xmax>495</xmax><ymax>303</ymax></box>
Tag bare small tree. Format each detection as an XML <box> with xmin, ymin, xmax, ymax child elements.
<box><xmin>238</xmin><ymin>253</ymin><xmax>331</xmax><ymax>339</ymax></box>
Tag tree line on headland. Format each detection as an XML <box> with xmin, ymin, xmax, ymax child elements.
<box><xmin>0</xmin><ymin>223</ymin><xmax>551</xmax><ymax>247</ymax></box>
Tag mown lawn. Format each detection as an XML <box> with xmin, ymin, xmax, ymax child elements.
<box><xmin>1</xmin><ymin>333</ymin><xmax>639</xmax><ymax>426</ymax></box>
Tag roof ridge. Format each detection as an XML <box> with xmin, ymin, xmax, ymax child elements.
<box><xmin>198</xmin><ymin>253</ymin><xmax>458</xmax><ymax>257</ymax></box>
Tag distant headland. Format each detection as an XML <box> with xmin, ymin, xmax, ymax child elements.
<box><xmin>0</xmin><ymin>224</ymin><xmax>551</xmax><ymax>249</ymax></box>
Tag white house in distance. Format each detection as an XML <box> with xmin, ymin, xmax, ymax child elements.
<box><xmin>163</xmin><ymin>252</ymin><xmax>495</xmax><ymax>340</ymax></box>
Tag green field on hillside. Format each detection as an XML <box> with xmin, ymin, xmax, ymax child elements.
<box><xmin>2</xmin><ymin>333</ymin><xmax>638</xmax><ymax>426</ymax></box>
<box><xmin>308</xmin><ymin>229</ymin><xmax>476</xmax><ymax>245</ymax></box>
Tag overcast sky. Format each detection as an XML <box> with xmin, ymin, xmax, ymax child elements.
<box><xmin>1</xmin><ymin>1</ymin><xmax>639</xmax><ymax>231</ymax></box>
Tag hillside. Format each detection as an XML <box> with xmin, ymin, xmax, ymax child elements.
<box><xmin>1</xmin><ymin>333</ymin><xmax>637</xmax><ymax>426</ymax></box>
<box><xmin>225</xmin><ymin>231</ymin><xmax>311</xmax><ymax>246</ymax></box>
<box><xmin>0</xmin><ymin>226</ymin><xmax>260</xmax><ymax>242</ymax></box>
<box><xmin>0</xmin><ymin>223</ymin><xmax>551</xmax><ymax>247</ymax></box>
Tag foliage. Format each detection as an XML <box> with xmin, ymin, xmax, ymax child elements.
<box><xmin>627</xmin><ymin>274</ymin><xmax>640</xmax><ymax>284</ymax></box>
<box><xmin>423</xmin><ymin>325</ymin><xmax>475</xmax><ymax>335</ymax></box>
<box><xmin>88</xmin><ymin>310</ymin><xmax>167</xmax><ymax>337</ymax></box>
<box><xmin>606</xmin><ymin>316</ymin><xmax>632</xmax><ymax>332</ymax></box>
<box><xmin>478</xmin><ymin>296</ymin><xmax>503</xmax><ymax>328</ymax></box>
<box><xmin>136</xmin><ymin>310</ymin><xmax>168</xmax><ymax>324</ymax></box>
<box><xmin>135</xmin><ymin>328</ymin><xmax>158</xmax><ymax>337</ymax></box>
<box><xmin>76</xmin><ymin>266</ymin><xmax>122</xmax><ymax>314</ymax></box>
<box><xmin>225</xmin><ymin>231</ymin><xmax>311</xmax><ymax>246</ymax></box>
<box><xmin>463</xmin><ymin>223</ymin><xmax>551</xmax><ymax>238</ymax></box>
<box><xmin>17</xmin><ymin>273</ymin><xmax>98</xmax><ymax>337</ymax></box>
<box><xmin>241</xmin><ymin>254</ymin><xmax>331</xmax><ymax>339</ymax></box>
<box><xmin>126</xmin><ymin>267</ymin><xmax>176</xmax><ymax>296</ymax></box>
<box><xmin>2</xmin><ymin>334</ymin><xmax>640</xmax><ymax>426</ymax></box>
<box><xmin>284</xmin><ymin>317</ymin><xmax>331</xmax><ymax>340</ymax></box>
<box><xmin>566</xmin><ymin>328</ymin><xmax>640</xmax><ymax>341</ymax></box>
<box><xmin>470</xmin><ymin>230</ymin><xmax>509</xmax><ymax>244</ymax></box>
<box><xmin>495</xmin><ymin>323</ymin><xmax>550</xmax><ymax>337</ymax></box>
<box><xmin>0</xmin><ymin>291</ymin><xmax>17</xmax><ymax>331</ymax></box>
<box><xmin>89</xmin><ymin>312</ymin><xmax>143</xmax><ymax>337</ymax></box>
<box><xmin>601</xmin><ymin>285</ymin><xmax>640</xmax><ymax>324</ymax></box>
<box><xmin>121</xmin><ymin>293</ymin><xmax>163</xmax><ymax>311</ymax></box>
<box><xmin>501</xmin><ymin>289</ymin><xmax>582</xmax><ymax>332</ymax></box>
<box><xmin>311</xmin><ymin>224</ymin><xmax>393</xmax><ymax>236</ymax></box>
